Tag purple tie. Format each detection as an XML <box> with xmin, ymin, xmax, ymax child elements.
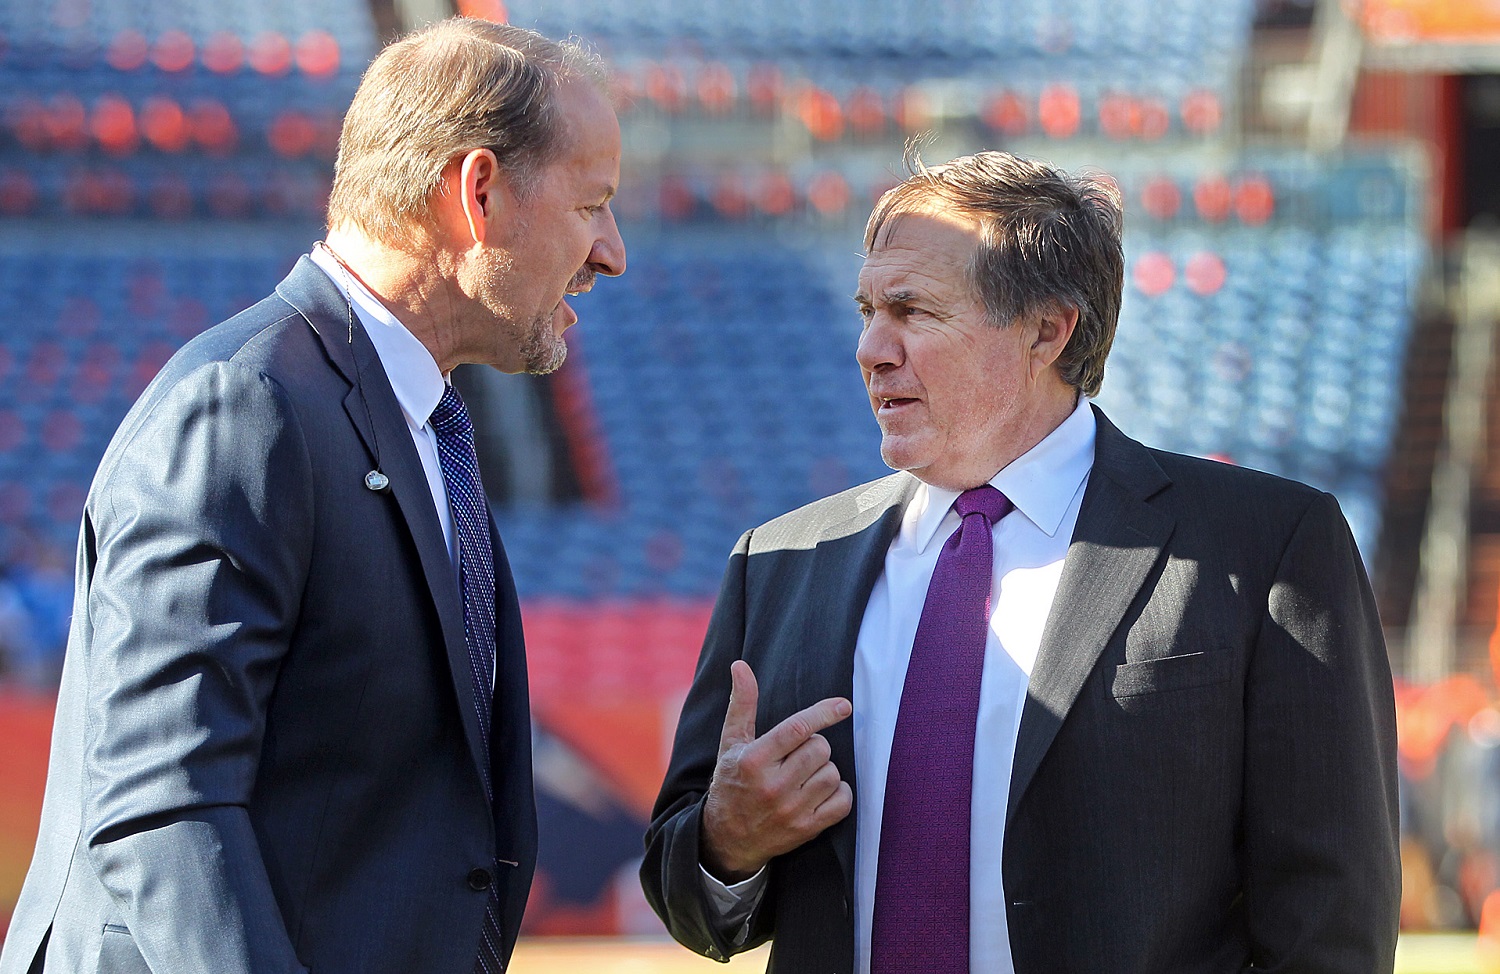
<box><xmin>429</xmin><ymin>385</ymin><xmax>507</xmax><ymax>974</ymax></box>
<box><xmin>871</xmin><ymin>485</ymin><xmax>1012</xmax><ymax>974</ymax></box>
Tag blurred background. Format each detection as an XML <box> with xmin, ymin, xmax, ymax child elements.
<box><xmin>0</xmin><ymin>0</ymin><xmax>1496</xmax><ymax>966</ymax></box>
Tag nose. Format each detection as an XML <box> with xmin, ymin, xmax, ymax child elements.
<box><xmin>589</xmin><ymin>208</ymin><xmax>626</xmax><ymax>277</ymax></box>
<box><xmin>855</xmin><ymin>313</ymin><xmax>902</xmax><ymax>374</ymax></box>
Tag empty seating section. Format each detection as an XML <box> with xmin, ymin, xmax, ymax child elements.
<box><xmin>0</xmin><ymin>0</ymin><xmax>1427</xmax><ymax>611</ymax></box>
<box><xmin>1098</xmin><ymin>225</ymin><xmax>1421</xmax><ymax>556</ymax></box>
<box><xmin>499</xmin><ymin>0</ymin><xmax>1254</xmax><ymax>149</ymax></box>
<box><xmin>0</xmin><ymin>194</ymin><xmax>1427</xmax><ymax>597</ymax></box>
<box><xmin>0</xmin><ymin>0</ymin><xmax>375</xmax><ymax>67</ymax></box>
<box><xmin>0</xmin><ymin>0</ymin><xmax>371</xmax><ymax>569</ymax></box>
<box><xmin>1091</xmin><ymin>151</ymin><xmax>1425</xmax><ymax>556</ymax></box>
<box><xmin>0</xmin><ymin>0</ymin><xmax>371</xmax><ymax>221</ymax></box>
<box><xmin>0</xmin><ymin>232</ymin><xmax>886</xmax><ymax>600</ymax></box>
<box><xmin>497</xmin><ymin>239</ymin><xmax>887</xmax><ymax>598</ymax></box>
<box><xmin>505</xmin><ymin>0</ymin><xmax>1250</xmax><ymax>72</ymax></box>
<box><xmin>0</xmin><ymin>245</ymin><xmax>306</xmax><ymax>554</ymax></box>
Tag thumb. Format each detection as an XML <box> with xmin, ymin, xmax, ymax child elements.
<box><xmin>718</xmin><ymin>660</ymin><xmax>759</xmax><ymax>753</ymax></box>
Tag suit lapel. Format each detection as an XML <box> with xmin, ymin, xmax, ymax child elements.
<box><xmin>275</xmin><ymin>258</ymin><xmax>488</xmax><ymax>784</ymax></box>
<box><xmin>1006</xmin><ymin>409</ymin><xmax>1174</xmax><ymax>826</ymax></box>
<box><xmin>796</xmin><ymin>473</ymin><xmax>918</xmax><ymax>892</ymax></box>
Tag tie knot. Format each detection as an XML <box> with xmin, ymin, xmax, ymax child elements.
<box><xmin>429</xmin><ymin>384</ymin><xmax>471</xmax><ymax>438</ymax></box>
<box><xmin>953</xmin><ymin>484</ymin><xmax>1011</xmax><ymax>525</ymax></box>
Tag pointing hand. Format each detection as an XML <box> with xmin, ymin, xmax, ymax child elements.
<box><xmin>701</xmin><ymin>660</ymin><xmax>854</xmax><ymax>883</ymax></box>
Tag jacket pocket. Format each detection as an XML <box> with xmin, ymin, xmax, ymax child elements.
<box><xmin>98</xmin><ymin>924</ymin><xmax>152</xmax><ymax>974</ymax></box>
<box><xmin>1111</xmin><ymin>651</ymin><xmax>1234</xmax><ymax>699</ymax></box>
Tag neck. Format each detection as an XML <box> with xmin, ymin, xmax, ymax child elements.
<box><xmin>322</xmin><ymin>227</ymin><xmax>463</xmax><ymax>374</ymax></box>
<box><xmin>947</xmin><ymin>384</ymin><xmax>1081</xmax><ymax>491</ymax></box>
<box><xmin>1008</xmin><ymin>384</ymin><xmax>1081</xmax><ymax>467</ymax></box>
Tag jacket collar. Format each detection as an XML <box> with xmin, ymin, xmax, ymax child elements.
<box><xmin>275</xmin><ymin>256</ymin><xmax>492</xmax><ymax>790</ymax></box>
<box><xmin>1006</xmin><ymin>406</ymin><xmax>1173</xmax><ymax>824</ymax></box>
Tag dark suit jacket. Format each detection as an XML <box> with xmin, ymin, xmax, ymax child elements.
<box><xmin>642</xmin><ymin>408</ymin><xmax>1400</xmax><ymax>974</ymax></box>
<box><xmin>0</xmin><ymin>258</ymin><xmax>537</xmax><ymax>974</ymax></box>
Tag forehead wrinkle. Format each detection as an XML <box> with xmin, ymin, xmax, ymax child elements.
<box><xmin>858</xmin><ymin>255</ymin><xmax>958</xmax><ymax>304</ymax></box>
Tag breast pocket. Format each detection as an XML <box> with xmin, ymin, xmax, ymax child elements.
<box><xmin>1110</xmin><ymin>651</ymin><xmax>1235</xmax><ymax>713</ymax></box>
<box><xmin>98</xmin><ymin>924</ymin><xmax>152</xmax><ymax>974</ymax></box>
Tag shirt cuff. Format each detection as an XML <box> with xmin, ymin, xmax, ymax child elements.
<box><xmin>699</xmin><ymin>863</ymin><xmax>768</xmax><ymax>947</ymax></box>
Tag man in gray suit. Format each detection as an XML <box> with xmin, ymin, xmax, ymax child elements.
<box><xmin>1</xmin><ymin>17</ymin><xmax>624</xmax><ymax>974</ymax></box>
<box><xmin>642</xmin><ymin>151</ymin><xmax>1399</xmax><ymax>973</ymax></box>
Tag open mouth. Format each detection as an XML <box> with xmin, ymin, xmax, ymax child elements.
<box><xmin>566</xmin><ymin>269</ymin><xmax>596</xmax><ymax>298</ymax></box>
<box><xmin>557</xmin><ymin>271</ymin><xmax>595</xmax><ymax>320</ymax></box>
<box><xmin>878</xmin><ymin>396</ymin><xmax>919</xmax><ymax>410</ymax></box>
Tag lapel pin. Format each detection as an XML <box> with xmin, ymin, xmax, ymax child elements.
<box><xmin>364</xmin><ymin>470</ymin><xmax>390</xmax><ymax>492</ymax></box>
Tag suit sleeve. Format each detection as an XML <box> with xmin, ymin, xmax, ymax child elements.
<box><xmin>641</xmin><ymin>530</ymin><xmax>777</xmax><ymax>961</ymax></box>
<box><xmin>1242</xmin><ymin>490</ymin><xmax>1400</xmax><ymax>973</ymax></box>
<box><xmin>82</xmin><ymin>361</ymin><xmax>313</xmax><ymax>973</ymax></box>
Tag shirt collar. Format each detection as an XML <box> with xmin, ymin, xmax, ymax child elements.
<box><xmin>309</xmin><ymin>245</ymin><xmax>448</xmax><ymax>429</ymax></box>
<box><xmin>908</xmin><ymin>397</ymin><xmax>1098</xmax><ymax>555</ymax></box>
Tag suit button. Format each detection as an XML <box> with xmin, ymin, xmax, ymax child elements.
<box><xmin>467</xmin><ymin>868</ymin><xmax>492</xmax><ymax>891</ymax></box>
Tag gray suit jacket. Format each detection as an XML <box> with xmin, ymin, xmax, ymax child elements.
<box><xmin>642</xmin><ymin>408</ymin><xmax>1399</xmax><ymax>974</ymax></box>
<box><xmin>0</xmin><ymin>258</ymin><xmax>537</xmax><ymax>974</ymax></box>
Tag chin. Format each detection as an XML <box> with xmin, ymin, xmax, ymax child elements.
<box><xmin>879</xmin><ymin>438</ymin><xmax>930</xmax><ymax>475</ymax></box>
<box><xmin>524</xmin><ymin>342</ymin><xmax>568</xmax><ymax>376</ymax></box>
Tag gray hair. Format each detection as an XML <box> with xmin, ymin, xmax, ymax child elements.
<box><xmin>865</xmin><ymin>146</ymin><xmax>1124</xmax><ymax>397</ymax></box>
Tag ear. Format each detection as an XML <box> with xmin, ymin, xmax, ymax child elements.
<box><xmin>1028</xmin><ymin>302</ymin><xmax>1080</xmax><ymax>380</ymax></box>
<box><xmin>449</xmin><ymin>148</ymin><xmax>502</xmax><ymax>246</ymax></box>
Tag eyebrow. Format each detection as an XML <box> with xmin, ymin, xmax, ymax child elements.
<box><xmin>853</xmin><ymin>288</ymin><xmax>920</xmax><ymax>306</ymax></box>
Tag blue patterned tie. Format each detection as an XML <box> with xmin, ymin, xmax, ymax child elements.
<box><xmin>429</xmin><ymin>384</ymin><xmax>506</xmax><ymax>973</ymax></box>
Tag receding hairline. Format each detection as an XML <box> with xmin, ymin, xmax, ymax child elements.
<box><xmin>405</xmin><ymin>18</ymin><xmax>608</xmax><ymax>83</ymax></box>
<box><xmin>864</xmin><ymin>196</ymin><xmax>987</xmax><ymax>256</ymax></box>
<box><xmin>324</xmin><ymin>17</ymin><xmax>612</xmax><ymax>244</ymax></box>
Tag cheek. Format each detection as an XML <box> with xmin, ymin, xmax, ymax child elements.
<box><xmin>555</xmin><ymin>224</ymin><xmax>591</xmax><ymax>265</ymax></box>
<box><xmin>950</xmin><ymin>365</ymin><xmax>1017</xmax><ymax>430</ymax></box>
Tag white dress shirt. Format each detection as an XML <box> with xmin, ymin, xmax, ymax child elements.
<box><xmin>705</xmin><ymin>398</ymin><xmax>1096</xmax><ymax>974</ymax></box>
<box><xmin>307</xmin><ymin>246</ymin><xmax>456</xmax><ymax>561</ymax></box>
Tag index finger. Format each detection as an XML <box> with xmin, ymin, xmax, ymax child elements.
<box><xmin>757</xmin><ymin>696</ymin><xmax>852</xmax><ymax>761</ymax></box>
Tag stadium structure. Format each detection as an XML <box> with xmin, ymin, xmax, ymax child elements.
<box><xmin>0</xmin><ymin>0</ymin><xmax>1497</xmax><ymax>943</ymax></box>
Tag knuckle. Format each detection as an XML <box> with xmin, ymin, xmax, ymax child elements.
<box><xmin>735</xmin><ymin>742</ymin><xmax>766</xmax><ymax>770</ymax></box>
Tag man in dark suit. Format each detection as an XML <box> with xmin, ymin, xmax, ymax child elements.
<box><xmin>1</xmin><ymin>17</ymin><xmax>625</xmax><ymax>974</ymax></box>
<box><xmin>642</xmin><ymin>150</ymin><xmax>1399</xmax><ymax>973</ymax></box>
